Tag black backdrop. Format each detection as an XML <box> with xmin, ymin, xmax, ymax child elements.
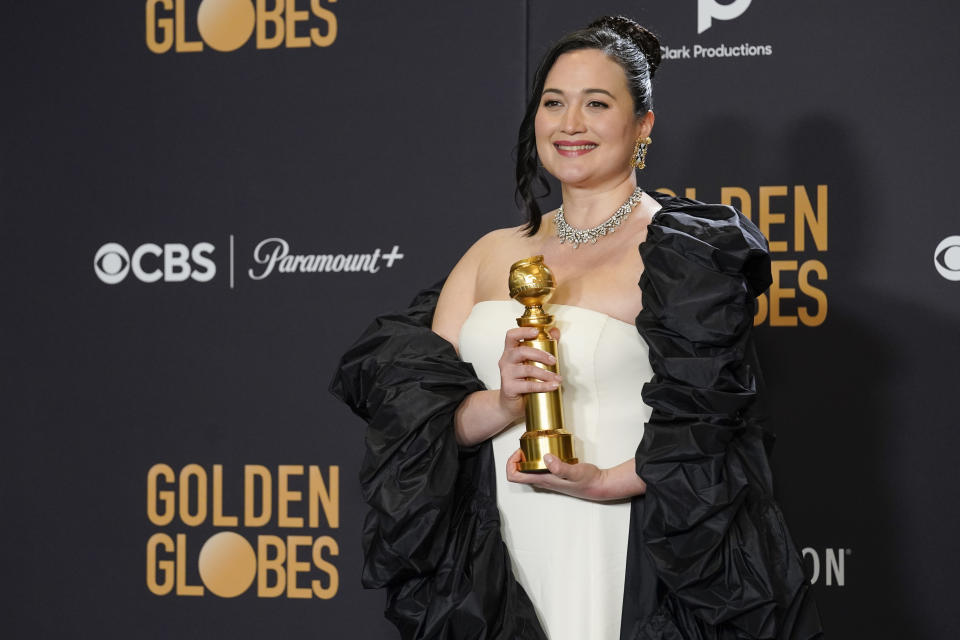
<box><xmin>3</xmin><ymin>1</ymin><xmax>959</xmax><ymax>638</ymax></box>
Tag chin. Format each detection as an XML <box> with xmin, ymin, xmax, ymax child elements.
<box><xmin>547</xmin><ymin>167</ymin><xmax>612</xmax><ymax>189</ymax></box>
<box><xmin>541</xmin><ymin>161</ymin><xmax>586</xmax><ymax>184</ymax></box>
<box><xmin>544</xmin><ymin>156</ymin><xmax>629</xmax><ymax>188</ymax></box>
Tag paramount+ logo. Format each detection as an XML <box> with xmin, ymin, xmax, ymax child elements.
<box><xmin>146</xmin><ymin>0</ymin><xmax>338</xmax><ymax>54</ymax></box>
<box><xmin>94</xmin><ymin>242</ymin><xmax>216</xmax><ymax>285</ymax></box>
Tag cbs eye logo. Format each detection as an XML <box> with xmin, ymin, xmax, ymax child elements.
<box><xmin>934</xmin><ymin>236</ymin><xmax>960</xmax><ymax>281</ymax></box>
<box><xmin>94</xmin><ymin>242</ymin><xmax>216</xmax><ymax>285</ymax></box>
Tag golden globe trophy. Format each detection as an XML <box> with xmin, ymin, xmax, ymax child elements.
<box><xmin>508</xmin><ymin>255</ymin><xmax>579</xmax><ymax>472</ymax></box>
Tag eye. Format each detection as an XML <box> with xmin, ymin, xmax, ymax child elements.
<box><xmin>935</xmin><ymin>241</ymin><xmax>960</xmax><ymax>270</ymax></box>
<box><xmin>541</xmin><ymin>99</ymin><xmax>562</xmax><ymax>108</ymax></box>
<box><xmin>587</xmin><ymin>100</ymin><xmax>609</xmax><ymax>108</ymax></box>
<box><xmin>97</xmin><ymin>250</ymin><xmax>128</xmax><ymax>275</ymax></box>
<box><xmin>934</xmin><ymin>236</ymin><xmax>960</xmax><ymax>280</ymax></box>
<box><xmin>94</xmin><ymin>242</ymin><xmax>130</xmax><ymax>284</ymax></box>
<box><xmin>935</xmin><ymin>238</ymin><xmax>960</xmax><ymax>279</ymax></box>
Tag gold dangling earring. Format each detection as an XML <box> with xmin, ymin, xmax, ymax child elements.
<box><xmin>632</xmin><ymin>137</ymin><xmax>652</xmax><ymax>170</ymax></box>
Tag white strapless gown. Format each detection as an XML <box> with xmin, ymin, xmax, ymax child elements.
<box><xmin>458</xmin><ymin>300</ymin><xmax>654</xmax><ymax>640</ymax></box>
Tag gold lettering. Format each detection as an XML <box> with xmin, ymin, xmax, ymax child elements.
<box><xmin>212</xmin><ymin>464</ymin><xmax>238</xmax><ymax>527</ymax></box>
<box><xmin>309</xmin><ymin>465</ymin><xmax>339</xmax><ymax>528</ymax></box>
<box><xmin>278</xmin><ymin>465</ymin><xmax>304</xmax><ymax>527</ymax></box>
<box><xmin>758</xmin><ymin>186</ymin><xmax>789</xmax><ymax>252</ymax></box>
<box><xmin>311</xmin><ymin>535</ymin><xmax>340</xmax><ymax>599</ymax></box>
<box><xmin>769</xmin><ymin>260</ymin><xmax>798</xmax><ymax>327</ymax></box>
<box><xmin>146</xmin><ymin>533</ymin><xmax>174</xmax><ymax>595</ymax></box>
<box><xmin>244</xmin><ymin>464</ymin><xmax>272</xmax><ymax>527</ymax></box>
<box><xmin>285</xmin><ymin>0</ymin><xmax>310</xmax><ymax>47</ymax></box>
<box><xmin>754</xmin><ymin>292</ymin><xmax>768</xmax><ymax>326</ymax></box>
<box><xmin>286</xmin><ymin>536</ymin><xmax>313</xmax><ymax>598</ymax></box>
<box><xmin>257</xmin><ymin>0</ymin><xmax>285</xmax><ymax>49</ymax></box>
<box><xmin>147</xmin><ymin>463</ymin><xmax>175</xmax><ymax>526</ymax></box>
<box><xmin>175</xmin><ymin>534</ymin><xmax>203</xmax><ymax>595</ymax></box>
<box><xmin>310</xmin><ymin>0</ymin><xmax>338</xmax><ymax>47</ymax></box>
<box><xmin>794</xmin><ymin>185</ymin><xmax>828</xmax><ymax>252</ymax></box>
<box><xmin>648</xmin><ymin>185</ymin><xmax>828</xmax><ymax>330</ymax></box>
<box><xmin>798</xmin><ymin>260</ymin><xmax>828</xmax><ymax>326</ymax></box>
<box><xmin>146</xmin><ymin>0</ymin><xmax>174</xmax><ymax>54</ymax></box>
<box><xmin>179</xmin><ymin>464</ymin><xmax>207</xmax><ymax>526</ymax></box>
<box><xmin>174</xmin><ymin>0</ymin><xmax>202</xmax><ymax>52</ymax></box>
<box><xmin>257</xmin><ymin>535</ymin><xmax>286</xmax><ymax>597</ymax></box>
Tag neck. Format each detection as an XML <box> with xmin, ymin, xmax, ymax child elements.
<box><xmin>558</xmin><ymin>174</ymin><xmax>639</xmax><ymax>228</ymax></box>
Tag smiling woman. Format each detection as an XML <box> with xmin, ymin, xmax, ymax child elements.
<box><xmin>533</xmin><ymin>49</ymin><xmax>652</xmax><ymax>192</ymax></box>
<box><xmin>333</xmin><ymin>14</ymin><xmax>822</xmax><ymax>640</ymax></box>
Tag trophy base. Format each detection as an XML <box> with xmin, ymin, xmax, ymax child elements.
<box><xmin>518</xmin><ymin>429</ymin><xmax>578</xmax><ymax>473</ymax></box>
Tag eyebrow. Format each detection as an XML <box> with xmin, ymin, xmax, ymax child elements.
<box><xmin>542</xmin><ymin>88</ymin><xmax>617</xmax><ymax>99</ymax></box>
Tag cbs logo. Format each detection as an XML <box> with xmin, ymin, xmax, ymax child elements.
<box><xmin>94</xmin><ymin>242</ymin><xmax>216</xmax><ymax>285</ymax></box>
<box><xmin>698</xmin><ymin>0</ymin><xmax>752</xmax><ymax>34</ymax></box>
<box><xmin>146</xmin><ymin>0</ymin><xmax>338</xmax><ymax>54</ymax></box>
<box><xmin>934</xmin><ymin>236</ymin><xmax>960</xmax><ymax>281</ymax></box>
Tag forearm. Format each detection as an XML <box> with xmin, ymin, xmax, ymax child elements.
<box><xmin>453</xmin><ymin>389</ymin><xmax>520</xmax><ymax>446</ymax></box>
<box><xmin>597</xmin><ymin>458</ymin><xmax>647</xmax><ymax>500</ymax></box>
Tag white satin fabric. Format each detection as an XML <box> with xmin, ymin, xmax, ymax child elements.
<box><xmin>459</xmin><ymin>300</ymin><xmax>654</xmax><ymax>640</ymax></box>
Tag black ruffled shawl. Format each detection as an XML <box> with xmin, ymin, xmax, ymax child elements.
<box><xmin>331</xmin><ymin>193</ymin><xmax>822</xmax><ymax>640</ymax></box>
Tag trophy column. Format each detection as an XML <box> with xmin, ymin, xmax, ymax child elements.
<box><xmin>509</xmin><ymin>256</ymin><xmax>578</xmax><ymax>472</ymax></box>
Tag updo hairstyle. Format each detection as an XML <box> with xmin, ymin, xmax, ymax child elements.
<box><xmin>516</xmin><ymin>16</ymin><xmax>662</xmax><ymax>235</ymax></box>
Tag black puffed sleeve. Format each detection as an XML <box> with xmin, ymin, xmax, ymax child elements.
<box><xmin>630</xmin><ymin>195</ymin><xmax>822</xmax><ymax>639</ymax></box>
<box><xmin>331</xmin><ymin>283</ymin><xmax>547</xmax><ymax>640</ymax></box>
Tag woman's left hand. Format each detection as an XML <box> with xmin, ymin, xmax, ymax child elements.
<box><xmin>506</xmin><ymin>450</ymin><xmax>647</xmax><ymax>501</ymax></box>
<box><xmin>505</xmin><ymin>449</ymin><xmax>608</xmax><ymax>500</ymax></box>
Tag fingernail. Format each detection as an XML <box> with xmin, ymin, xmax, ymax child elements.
<box><xmin>543</xmin><ymin>454</ymin><xmax>555</xmax><ymax>464</ymax></box>
<box><xmin>549</xmin><ymin>355</ymin><xmax>556</xmax><ymax>363</ymax></box>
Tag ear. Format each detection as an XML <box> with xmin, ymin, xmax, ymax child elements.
<box><xmin>635</xmin><ymin>110</ymin><xmax>655</xmax><ymax>139</ymax></box>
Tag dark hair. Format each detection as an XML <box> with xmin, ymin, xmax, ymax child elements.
<box><xmin>515</xmin><ymin>16</ymin><xmax>662</xmax><ymax>235</ymax></box>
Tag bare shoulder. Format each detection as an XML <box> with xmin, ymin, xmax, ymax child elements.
<box><xmin>432</xmin><ymin>225</ymin><xmax>528</xmax><ymax>350</ymax></box>
<box><xmin>475</xmin><ymin>225</ymin><xmax>529</xmax><ymax>250</ymax></box>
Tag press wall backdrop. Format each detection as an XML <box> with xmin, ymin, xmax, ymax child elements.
<box><xmin>3</xmin><ymin>1</ymin><xmax>959</xmax><ymax>638</ymax></box>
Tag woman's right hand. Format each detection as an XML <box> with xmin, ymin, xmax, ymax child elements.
<box><xmin>497</xmin><ymin>326</ymin><xmax>562</xmax><ymax>420</ymax></box>
<box><xmin>451</xmin><ymin>326</ymin><xmax>562</xmax><ymax>447</ymax></box>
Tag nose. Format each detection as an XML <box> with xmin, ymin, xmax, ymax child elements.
<box><xmin>560</xmin><ymin>106</ymin><xmax>585</xmax><ymax>134</ymax></box>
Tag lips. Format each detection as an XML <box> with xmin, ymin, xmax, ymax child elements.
<box><xmin>553</xmin><ymin>140</ymin><xmax>598</xmax><ymax>157</ymax></box>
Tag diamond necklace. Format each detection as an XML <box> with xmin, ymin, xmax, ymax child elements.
<box><xmin>554</xmin><ymin>186</ymin><xmax>644</xmax><ymax>248</ymax></box>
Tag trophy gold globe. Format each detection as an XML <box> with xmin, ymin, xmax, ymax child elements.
<box><xmin>508</xmin><ymin>255</ymin><xmax>578</xmax><ymax>472</ymax></box>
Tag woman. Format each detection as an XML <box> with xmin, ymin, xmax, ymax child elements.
<box><xmin>333</xmin><ymin>16</ymin><xmax>822</xmax><ymax>640</ymax></box>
